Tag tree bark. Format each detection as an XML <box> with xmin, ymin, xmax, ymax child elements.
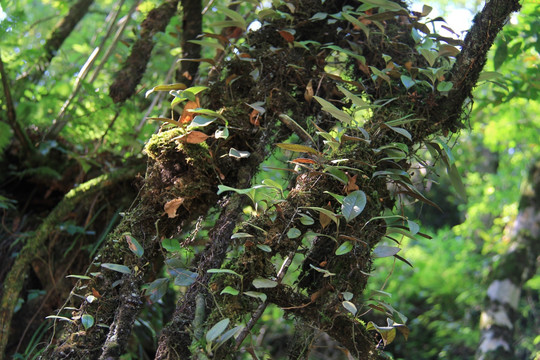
<box><xmin>38</xmin><ymin>0</ymin><xmax>522</xmax><ymax>358</ymax></box>
<box><xmin>175</xmin><ymin>0</ymin><xmax>202</xmax><ymax>85</ymax></box>
<box><xmin>476</xmin><ymin>161</ymin><xmax>540</xmax><ymax>360</ymax></box>
<box><xmin>109</xmin><ymin>0</ymin><xmax>180</xmax><ymax>103</ymax></box>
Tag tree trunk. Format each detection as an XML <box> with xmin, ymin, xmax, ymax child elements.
<box><xmin>476</xmin><ymin>161</ymin><xmax>540</xmax><ymax>360</ymax></box>
<box><xmin>28</xmin><ymin>0</ymin><xmax>522</xmax><ymax>358</ymax></box>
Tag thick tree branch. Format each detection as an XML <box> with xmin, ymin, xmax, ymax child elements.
<box><xmin>434</xmin><ymin>0</ymin><xmax>521</xmax><ymax>130</ymax></box>
<box><xmin>175</xmin><ymin>0</ymin><xmax>202</xmax><ymax>85</ymax></box>
<box><xmin>109</xmin><ymin>0</ymin><xmax>180</xmax><ymax>103</ymax></box>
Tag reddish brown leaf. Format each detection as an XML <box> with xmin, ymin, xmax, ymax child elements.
<box><xmin>344</xmin><ymin>173</ymin><xmax>359</xmax><ymax>194</ymax></box>
<box><xmin>180</xmin><ymin>97</ymin><xmax>200</xmax><ymax>124</ymax></box>
<box><xmin>249</xmin><ymin>109</ymin><xmax>260</xmax><ymax>126</ymax></box>
<box><xmin>290</xmin><ymin>158</ymin><xmax>317</xmax><ymax>164</ymax></box>
<box><xmin>278</xmin><ymin>30</ymin><xmax>294</xmax><ymax>43</ymax></box>
<box><xmin>225</xmin><ymin>26</ymin><xmax>243</xmax><ymax>39</ymax></box>
<box><xmin>175</xmin><ymin>131</ymin><xmax>209</xmax><ymax>144</ymax></box>
<box><xmin>92</xmin><ymin>288</ymin><xmax>101</xmax><ymax>298</ymax></box>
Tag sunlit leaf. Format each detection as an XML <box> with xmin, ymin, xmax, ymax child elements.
<box><xmin>276</xmin><ymin>143</ymin><xmax>319</xmax><ymax>155</ymax></box>
<box><xmin>342</xmin><ymin>301</ymin><xmax>357</xmax><ymax>315</ymax></box>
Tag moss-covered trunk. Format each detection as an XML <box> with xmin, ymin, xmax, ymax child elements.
<box><xmin>34</xmin><ymin>0</ymin><xmax>521</xmax><ymax>358</ymax></box>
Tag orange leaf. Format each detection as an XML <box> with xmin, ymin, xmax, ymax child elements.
<box><xmin>180</xmin><ymin>98</ymin><xmax>200</xmax><ymax>124</ymax></box>
<box><xmin>278</xmin><ymin>30</ymin><xmax>294</xmax><ymax>43</ymax></box>
<box><xmin>225</xmin><ymin>74</ymin><xmax>238</xmax><ymax>86</ymax></box>
<box><xmin>249</xmin><ymin>109</ymin><xmax>260</xmax><ymax>126</ymax></box>
<box><xmin>225</xmin><ymin>26</ymin><xmax>243</xmax><ymax>39</ymax></box>
<box><xmin>175</xmin><ymin>131</ymin><xmax>209</xmax><ymax>144</ymax></box>
<box><xmin>290</xmin><ymin>158</ymin><xmax>317</xmax><ymax>164</ymax></box>
<box><xmin>164</xmin><ymin>198</ymin><xmax>185</xmax><ymax>218</ymax></box>
<box><xmin>92</xmin><ymin>288</ymin><xmax>102</xmax><ymax>298</ymax></box>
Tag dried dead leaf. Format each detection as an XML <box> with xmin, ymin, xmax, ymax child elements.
<box><xmin>344</xmin><ymin>173</ymin><xmax>359</xmax><ymax>194</ymax></box>
<box><xmin>164</xmin><ymin>198</ymin><xmax>185</xmax><ymax>218</ymax></box>
<box><xmin>180</xmin><ymin>97</ymin><xmax>200</xmax><ymax>124</ymax></box>
<box><xmin>249</xmin><ymin>109</ymin><xmax>260</xmax><ymax>126</ymax></box>
<box><xmin>320</xmin><ymin>201</ymin><xmax>332</xmax><ymax>229</ymax></box>
<box><xmin>175</xmin><ymin>131</ymin><xmax>209</xmax><ymax>144</ymax></box>
<box><xmin>278</xmin><ymin>30</ymin><xmax>294</xmax><ymax>43</ymax></box>
<box><xmin>304</xmin><ymin>79</ymin><xmax>314</xmax><ymax>103</ymax></box>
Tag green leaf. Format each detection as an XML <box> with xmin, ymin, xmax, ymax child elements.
<box><xmin>276</xmin><ymin>143</ymin><xmax>319</xmax><ymax>155</ymax></box>
<box><xmin>400</xmin><ymin>75</ymin><xmax>416</xmax><ymax>90</ymax></box>
<box><xmin>217</xmin><ymin>6</ymin><xmax>247</xmax><ymax>29</ymax></box>
<box><xmin>448</xmin><ymin>163</ymin><xmax>467</xmax><ymax>201</ymax></box>
<box><xmin>145</xmin><ymin>83</ymin><xmax>187</xmax><ymax>98</ymax></box>
<box><xmin>385</xmin><ymin>124</ymin><xmax>412</xmax><ymax>140</ymax></box>
<box><xmin>206</xmin><ymin>318</ymin><xmax>230</xmax><ymax>342</ymax></box>
<box><xmin>101</xmin><ymin>263</ymin><xmax>131</xmax><ymax>274</ymax></box>
<box><xmin>337</xmin><ymin>85</ymin><xmax>370</xmax><ymax>108</ymax></box>
<box><xmin>45</xmin><ymin>315</ymin><xmax>75</xmax><ymax>323</ymax></box>
<box><xmin>66</xmin><ymin>274</ymin><xmax>92</xmax><ymax>280</ymax></box>
<box><xmin>216</xmin><ymin>325</ymin><xmax>243</xmax><ymax>344</ymax></box>
<box><xmin>253</xmin><ymin>278</ymin><xmax>278</xmax><ymax>288</ymax></box>
<box><xmin>335</xmin><ymin>241</ymin><xmax>353</xmax><ymax>255</ymax></box>
<box><xmin>310</xmin><ymin>12</ymin><xmax>328</xmax><ymax>20</ymax></box>
<box><xmin>221</xmin><ymin>286</ymin><xmax>240</xmax><ymax>296</ymax></box>
<box><xmin>341</xmin><ymin>190</ymin><xmax>367</xmax><ymax>222</ymax></box>
<box><xmin>313</xmin><ymin>96</ymin><xmax>352</xmax><ymax>124</ymax></box>
<box><xmin>124</xmin><ymin>234</ymin><xmax>143</xmax><ymax>258</ymax></box>
<box><xmin>208</xmin><ymin>268</ymin><xmax>242</xmax><ymax>277</ymax></box>
<box><xmin>243</xmin><ymin>291</ymin><xmax>267</xmax><ymax>302</ymax></box>
<box><xmin>360</xmin><ymin>0</ymin><xmax>406</xmax><ymax>11</ymax></box>
<box><xmin>231</xmin><ymin>232</ymin><xmax>253</xmax><ymax>239</ymax></box>
<box><xmin>300</xmin><ymin>215</ymin><xmax>315</xmax><ymax>225</ymax></box>
<box><xmin>187</xmin><ymin>116</ymin><xmax>216</xmax><ymax>130</ymax></box>
<box><xmin>342</xmin><ymin>11</ymin><xmax>370</xmax><ymax>37</ymax></box>
<box><xmin>162</xmin><ymin>238</ymin><xmax>181</xmax><ymax>252</ymax></box>
<box><xmin>342</xmin><ymin>301</ymin><xmax>357</xmax><ymax>316</ymax></box>
<box><xmin>188</xmin><ymin>39</ymin><xmax>224</xmax><ymax>51</ymax></box>
<box><xmin>437</xmin><ymin>81</ymin><xmax>453</xmax><ymax>92</ymax></box>
<box><xmin>173</xmin><ymin>269</ymin><xmax>197</xmax><ymax>286</ymax></box>
<box><xmin>419</xmin><ymin>49</ymin><xmax>438</xmax><ymax>67</ymax></box>
<box><xmin>287</xmin><ymin>228</ymin><xmax>301</xmax><ymax>239</ymax></box>
<box><xmin>493</xmin><ymin>40</ymin><xmax>508</xmax><ymax>70</ymax></box>
<box><xmin>81</xmin><ymin>314</ymin><xmax>94</xmax><ymax>330</ymax></box>
<box><xmin>342</xmin><ymin>291</ymin><xmax>353</xmax><ymax>301</ymax></box>
<box><xmin>309</xmin><ymin>264</ymin><xmax>335</xmax><ymax>277</ymax></box>
<box><xmin>144</xmin><ymin>278</ymin><xmax>169</xmax><ymax>301</ymax></box>
<box><xmin>229</xmin><ymin>147</ymin><xmax>251</xmax><ymax>159</ymax></box>
<box><xmin>257</xmin><ymin>244</ymin><xmax>272</xmax><ymax>252</ymax></box>
<box><xmin>407</xmin><ymin>220</ymin><xmax>419</xmax><ymax>235</ymax></box>
<box><xmin>373</xmin><ymin>246</ymin><xmax>400</xmax><ymax>258</ymax></box>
